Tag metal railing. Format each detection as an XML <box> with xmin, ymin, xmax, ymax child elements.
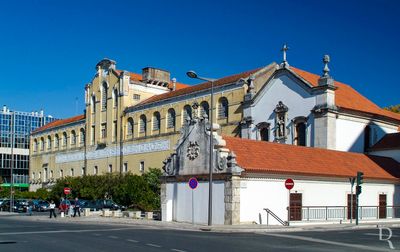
<box><xmin>290</xmin><ymin>206</ymin><xmax>400</xmax><ymax>221</ymax></box>
<box><xmin>264</xmin><ymin>208</ymin><xmax>288</xmax><ymax>226</ymax></box>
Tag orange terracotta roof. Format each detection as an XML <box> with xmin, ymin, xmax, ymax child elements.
<box><xmin>135</xmin><ymin>67</ymin><xmax>262</xmax><ymax>108</ymax></box>
<box><xmin>33</xmin><ymin>114</ymin><xmax>85</xmax><ymax>134</ymax></box>
<box><xmin>224</xmin><ymin>136</ymin><xmax>400</xmax><ymax>181</ymax></box>
<box><xmin>370</xmin><ymin>132</ymin><xmax>400</xmax><ymax>150</ymax></box>
<box><xmin>290</xmin><ymin>67</ymin><xmax>400</xmax><ymax>122</ymax></box>
<box><xmin>114</xmin><ymin>70</ymin><xmax>189</xmax><ymax>90</ymax></box>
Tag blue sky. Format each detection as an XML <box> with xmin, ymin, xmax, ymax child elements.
<box><xmin>0</xmin><ymin>0</ymin><xmax>399</xmax><ymax>118</ymax></box>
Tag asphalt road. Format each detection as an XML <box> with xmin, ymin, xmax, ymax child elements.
<box><xmin>0</xmin><ymin>215</ymin><xmax>398</xmax><ymax>252</ymax></box>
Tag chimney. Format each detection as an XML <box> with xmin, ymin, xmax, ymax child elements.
<box><xmin>171</xmin><ymin>78</ymin><xmax>177</xmax><ymax>91</ymax></box>
<box><xmin>142</xmin><ymin>67</ymin><xmax>170</xmax><ymax>87</ymax></box>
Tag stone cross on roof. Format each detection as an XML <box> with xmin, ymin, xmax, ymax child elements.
<box><xmin>280</xmin><ymin>43</ymin><xmax>290</xmax><ymax>68</ymax></box>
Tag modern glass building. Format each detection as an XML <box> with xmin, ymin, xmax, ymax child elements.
<box><xmin>0</xmin><ymin>105</ymin><xmax>56</xmax><ymax>189</ymax></box>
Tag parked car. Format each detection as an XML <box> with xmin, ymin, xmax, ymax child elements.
<box><xmin>80</xmin><ymin>199</ymin><xmax>126</xmax><ymax>211</ymax></box>
<box><xmin>36</xmin><ymin>200</ymin><xmax>50</xmax><ymax>212</ymax></box>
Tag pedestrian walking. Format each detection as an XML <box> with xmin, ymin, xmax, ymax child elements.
<box><xmin>73</xmin><ymin>197</ymin><xmax>80</xmax><ymax>217</ymax></box>
<box><xmin>49</xmin><ymin>200</ymin><xmax>56</xmax><ymax>218</ymax></box>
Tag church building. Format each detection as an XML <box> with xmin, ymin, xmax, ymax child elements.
<box><xmin>29</xmin><ymin>47</ymin><xmax>400</xmax><ymax>195</ymax></box>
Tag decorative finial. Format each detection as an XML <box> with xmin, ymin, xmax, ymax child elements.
<box><xmin>322</xmin><ymin>55</ymin><xmax>330</xmax><ymax>77</ymax></box>
<box><xmin>280</xmin><ymin>43</ymin><xmax>289</xmax><ymax>68</ymax></box>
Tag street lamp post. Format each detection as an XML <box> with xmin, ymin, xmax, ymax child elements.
<box><xmin>186</xmin><ymin>70</ymin><xmax>216</xmax><ymax>226</ymax></box>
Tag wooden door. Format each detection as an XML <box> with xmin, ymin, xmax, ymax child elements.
<box><xmin>379</xmin><ymin>194</ymin><xmax>387</xmax><ymax>219</ymax></box>
<box><xmin>347</xmin><ymin>194</ymin><xmax>356</xmax><ymax>219</ymax></box>
<box><xmin>290</xmin><ymin>193</ymin><xmax>302</xmax><ymax>221</ymax></box>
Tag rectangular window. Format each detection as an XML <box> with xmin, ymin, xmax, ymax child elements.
<box><xmin>123</xmin><ymin>162</ymin><xmax>128</xmax><ymax>173</ymax></box>
<box><xmin>94</xmin><ymin>166</ymin><xmax>98</xmax><ymax>175</ymax></box>
<box><xmin>133</xmin><ymin>94</ymin><xmax>141</xmax><ymax>100</ymax></box>
<box><xmin>113</xmin><ymin>121</ymin><xmax>117</xmax><ymax>142</ymax></box>
<box><xmin>101</xmin><ymin>123</ymin><xmax>107</xmax><ymax>139</ymax></box>
<box><xmin>139</xmin><ymin>161</ymin><xmax>144</xmax><ymax>173</ymax></box>
<box><xmin>91</xmin><ymin>126</ymin><xmax>95</xmax><ymax>145</ymax></box>
<box><xmin>108</xmin><ymin>164</ymin><xmax>112</xmax><ymax>173</ymax></box>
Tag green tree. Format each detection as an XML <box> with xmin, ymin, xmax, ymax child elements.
<box><xmin>384</xmin><ymin>104</ymin><xmax>400</xmax><ymax>113</ymax></box>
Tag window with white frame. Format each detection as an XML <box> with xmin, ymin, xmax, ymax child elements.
<box><xmin>40</xmin><ymin>138</ymin><xmax>44</xmax><ymax>151</ymax></box>
<box><xmin>33</xmin><ymin>139</ymin><xmax>38</xmax><ymax>152</ymax></box>
<box><xmin>293</xmin><ymin>116</ymin><xmax>307</xmax><ymax>146</ymax></box>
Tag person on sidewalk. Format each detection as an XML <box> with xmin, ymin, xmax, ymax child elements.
<box><xmin>49</xmin><ymin>200</ymin><xmax>57</xmax><ymax>218</ymax></box>
<box><xmin>73</xmin><ymin>197</ymin><xmax>81</xmax><ymax>217</ymax></box>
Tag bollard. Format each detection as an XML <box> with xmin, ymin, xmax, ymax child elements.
<box><xmin>61</xmin><ymin>212</ymin><xmax>65</xmax><ymax>218</ymax></box>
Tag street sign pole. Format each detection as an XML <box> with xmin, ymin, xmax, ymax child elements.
<box><xmin>349</xmin><ymin>177</ymin><xmax>355</xmax><ymax>224</ymax></box>
<box><xmin>284</xmin><ymin>178</ymin><xmax>294</xmax><ymax>226</ymax></box>
<box><xmin>288</xmin><ymin>189</ymin><xmax>291</xmax><ymax>226</ymax></box>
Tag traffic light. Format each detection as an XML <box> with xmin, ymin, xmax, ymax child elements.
<box><xmin>356</xmin><ymin>185</ymin><xmax>362</xmax><ymax>195</ymax></box>
<box><xmin>356</xmin><ymin>171</ymin><xmax>364</xmax><ymax>195</ymax></box>
<box><xmin>356</xmin><ymin>171</ymin><xmax>364</xmax><ymax>186</ymax></box>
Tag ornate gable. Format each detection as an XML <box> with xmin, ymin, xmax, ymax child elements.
<box><xmin>163</xmin><ymin>103</ymin><xmax>243</xmax><ymax>176</ymax></box>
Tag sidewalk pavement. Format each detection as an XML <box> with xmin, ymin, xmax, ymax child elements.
<box><xmin>2</xmin><ymin>211</ymin><xmax>400</xmax><ymax>233</ymax></box>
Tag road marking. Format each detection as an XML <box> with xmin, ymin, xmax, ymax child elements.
<box><xmin>171</xmin><ymin>249</ymin><xmax>187</xmax><ymax>252</ymax></box>
<box><xmin>0</xmin><ymin>227</ymin><xmax>139</xmax><ymax>236</ymax></box>
<box><xmin>262</xmin><ymin>233</ymin><xmax>391</xmax><ymax>252</ymax></box>
<box><xmin>126</xmin><ymin>239</ymin><xmax>139</xmax><ymax>243</ymax></box>
<box><xmin>93</xmin><ymin>233</ymin><xmax>102</xmax><ymax>236</ymax></box>
<box><xmin>146</xmin><ymin>243</ymin><xmax>161</xmax><ymax>248</ymax></box>
<box><xmin>108</xmin><ymin>235</ymin><xmax>118</xmax><ymax>239</ymax></box>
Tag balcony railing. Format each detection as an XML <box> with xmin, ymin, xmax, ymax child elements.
<box><xmin>289</xmin><ymin>206</ymin><xmax>400</xmax><ymax>221</ymax></box>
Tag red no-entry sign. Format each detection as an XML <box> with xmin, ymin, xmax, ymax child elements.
<box><xmin>285</xmin><ymin>179</ymin><xmax>294</xmax><ymax>190</ymax></box>
<box><xmin>64</xmin><ymin>187</ymin><xmax>71</xmax><ymax>195</ymax></box>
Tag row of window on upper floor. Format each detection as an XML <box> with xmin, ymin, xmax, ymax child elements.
<box><xmin>33</xmin><ymin>128</ymin><xmax>85</xmax><ymax>153</ymax></box>
<box><xmin>126</xmin><ymin>98</ymin><xmax>229</xmax><ymax>137</ymax></box>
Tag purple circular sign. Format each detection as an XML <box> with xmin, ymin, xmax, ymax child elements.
<box><xmin>188</xmin><ymin>177</ymin><xmax>198</xmax><ymax>190</ymax></box>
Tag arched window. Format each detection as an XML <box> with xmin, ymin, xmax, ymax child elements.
<box><xmin>101</xmin><ymin>82</ymin><xmax>108</xmax><ymax>110</ymax></box>
<box><xmin>113</xmin><ymin>88</ymin><xmax>118</xmax><ymax>108</ymax></box>
<box><xmin>71</xmin><ymin>130</ymin><xmax>76</xmax><ymax>146</ymax></box>
<box><xmin>200</xmin><ymin>101</ymin><xmax>209</xmax><ymax>118</ymax></box>
<box><xmin>60</xmin><ymin>169</ymin><xmax>64</xmax><ymax>178</ymax></box>
<box><xmin>364</xmin><ymin>125</ymin><xmax>371</xmax><ymax>152</ymax></box>
<box><xmin>80</xmin><ymin>128</ymin><xmax>85</xmax><ymax>145</ymax></box>
<box><xmin>167</xmin><ymin>108</ymin><xmax>176</xmax><ymax>129</ymax></box>
<box><xmin>62</xmin><ymin>132</ymin><xmax>67</xmax><ymax>147</ymax></box>
<box><xmin>70</xmin><ymin>168</ymin><xmax>74</xmax><ymax>177</ymax></box>
<box><xmin>183</xmin><ymin>105</ymin><xmax>192</xmax><ymax>123</ymax></box>
<box><xmin>127</xmin><ymin>117</ymin><xmax>134</xmax><ymax>138</ymax></box>
<box><xmin>153</xmin><ymin>112</ymin><xmax>161</xmax><ymax>131</ymax></box>
<box><xmin>293</xmin><ymin>117</ymin><xmax>307</xmax><ymax>146</ymax></box>
<box><xmin>40</xmin><ymin>137</ymin><xmax>44</xmax><ymax>151</ymax></box>
<box><xmin>47</xmin><ymin>136</ymin><xmax>52</xmax><ymax>150</ymax></box>
<box><xmin>140</xmin><ymin>115</ymin><xmax>147</xmax><ymax>134</ymax></box>
<box><xmin>91</xmin><ymin>95</ymin><xmax>96</xmax><ymax>113</ymax></box>
<box><xmin>218</xmin><ymin>97</ymin><xmax>229</xmax><ymax>119</ymax></box>
<box><xmin>55</xmin><ymin>134</ymin><xmax>59</xmax><ymax>149</ymax></box>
